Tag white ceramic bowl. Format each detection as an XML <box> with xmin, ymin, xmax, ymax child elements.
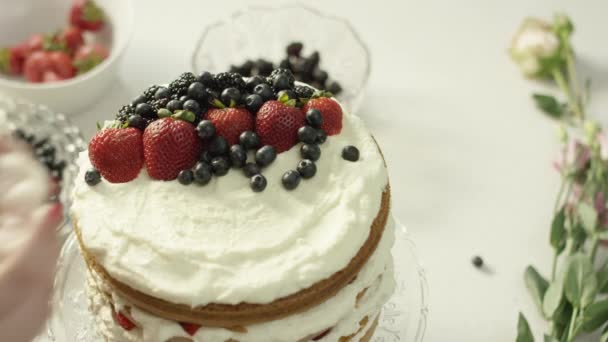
<box><xmin>0</xmin><ymin>0</ymin><xmax>134</xmax><ymax>115</ymax></box>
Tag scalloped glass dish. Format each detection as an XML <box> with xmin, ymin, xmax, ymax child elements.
<box><xmin>0</xmin><ymin>94</ymin><xmax>86</xmax><ymax>236</ymax></box>
<box><xmin>43</xmin><ymin>217</ymin><xmax>426</xmax><ymax>342</ymax></box>
<box><xmin>191</xmin><ymin>4</ymin><xmax>371</xmax><ymax>114</ymax></box>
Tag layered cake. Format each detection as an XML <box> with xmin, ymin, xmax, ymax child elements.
<box><xmin>71</xmin><ymin>69</ymin><xmax>395</xmax><ymax>341</ymax></box>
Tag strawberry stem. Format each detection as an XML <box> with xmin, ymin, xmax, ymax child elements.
<box><xmin>172</xmin><ymin>110</ymin><xmax>196</xmax><ymax>123</ymax></box>
<box><xmin>83</xmin><ymin>0</ymin><xmax>105</xmax><ymax>22</ymax></box>
<box><xmin>211</xmin><ymin>98</ymin><xmax>226</xmax><ymax>109</ymax></box>
<box><xmin>311</xmin><ymin>90</ymin><xmax>334</xmax><ymax>99</ymax></box>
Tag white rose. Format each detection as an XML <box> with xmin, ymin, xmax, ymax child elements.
<box><xmin>510</xmin><ymin>18</ymin><xmax>561</xmax><ymax>78</ymax></box>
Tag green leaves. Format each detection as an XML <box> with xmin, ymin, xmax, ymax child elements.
<box><xmin>550</xmin><ymin>207</ymin><xmax>567</xmax><ymax>254</ymax></box>
<box><xmin>517</xmin><ymin>313</ymin><xmax>535</xmax><ymax>342</ymax></box>
<box><xmin>525</xmin><ymin>266</ymin><xmax>549</xmax><ymax>315</ymax></box>
<box><xmin>564</xmin><ymin>253</ymin><xmax>598</xmax><ymax>309</ymax></box>
<box><xmin>577</xmin><ymin>202</ymin><xmax>598</xmax><ymax>235</ymax></box>
<box><xmin>542</xmin><ymin>280</ymin><xmax>563</xmax><ymax>319</ymax></box>
<box><xmin>543</xmin><ymin>335</ymin><xmax>559</xmax><ymax>342</ymax></box>
<box><xmin>579</xmin><ymin>298</ymin><xmax>608</xmax><ymax>332</ymax></box>
<box><xmin>597</xmin><ymin>262</ymin><xmax>608</xmax><ymax>293</ymax></box>
<box><xmin>532</xmin><ymin>94</ymin><xmax>565</xmax><ymax>119</ymax></box>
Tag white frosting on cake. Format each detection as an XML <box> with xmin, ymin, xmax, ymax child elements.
<box><xmin>72</xmin><ymin>108</ymin><xmax>389</xmax><ymax>306</ymax></box>
<box><xmin>86</xmin><ymin>219</ymin><xmax>395</xmax><ymax>341</ymax></box>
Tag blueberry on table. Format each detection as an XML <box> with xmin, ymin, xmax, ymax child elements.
<box><xmin>250</xmin><ymin>174</ymin><xmax>267</xmax><ymax>192</ymax></box>
<box><xmin>316</xmin><ymin>129</ymin><xmax>327</xmax><ymax>144</ymax></box>
<box><xmin>183</xmin><ymin>99</ymin><xmax>201</xmax><ymax>115</ymax></box>
<box><xmin>255</xmin><ymin>145</ymin><xmax>277</xmax><ymax>167</ymax></box>
<box><xmin>306</xmin><ymin>109</ymin><xmax>323</xmax><ymax>128</ymax></box>
<box><xmin>239</xmin><ymin>131</ymin><xmax>260</xmax><ymax>150</ymax></box>
<box><xmin>178</xmin><ymin>170</ymin><xmax>194</xmax><ymax>185</ymax></box>
<box><xmin>85</xmin><ymin>168</ymin><xmax>101</xmax><ymax>186</ymax></box>
<box><xmin>298</xmin><ymin>126</ymin><xmax>317</xmax><ymax>144</ymax></box>
<box><xmin>128</xmin><ymin>114</ymin><xmax>146</xmax><ymax>131</ymax></box>
<box><xmin>301</xmin><ymin>144</ymin><xmax>321</xmax><ymax>161</ymax></box>
<box><xmin>166</xmin><ymin>99</ymin><xmax>183</xmax><ymax>112</ymax></box>
<box><xmin>211</xmin><ymin>156</ymin><xmax>230</xmax><ymax>176</ymax></box>
<box><xmin>246</xmin><ymin>76</ymin><xmax>265</xmax><ymax>91</ymax></box>
<box><xmin>196</xmin><ymin>120</ymin><xmax>216</xmax><ymax>140</ymax></box>
<box><xmin>282</xmin><ymin>170</ymin><xmax>301</xmax><ymax>190</ymax></box>
<box><xmin>243</xmin><ymin>162</ymin><xmax>261</xmax><ymax>177</ymax></box>
<box><xmin>198</xmin><ymin>71</ymin><xmax>215</xmax><ymax>88</ymax></box>
<box><xmin>297</xmin><ymin>159</ymin><xmax>317</xmax><ymax>179</ymax></box>
<box><xmin>188</xmin><ymin>82</ymin><xmax>208</xmax><ymax>102</ymax></box>
<box><xmin>229</xmin><ymin>145</ymin><xmax>247</xmax><ymax>168</ymax></box>
<box><xmin>221</xmin><ymin>87</ymin><xmax>241</xmax><ymax>106</ymax></box>
<box><xmin>193</xmin><ymin>161</ymin><xmax>212</xmax><ymax>185</ymax></box>
<box><xmin>135</xmin><ymin>103</ymin><xmax>155</xmax><ymax>118</ymax></box>
<box><xmin>155</xmin><ymin>87</ymin><xmax>171</xmax><ymax>100</ymax></box>
<box><xmin>327</xmin><ymin>81</ymin><xmax>343</xmax><ymax>95</ymax></box>
<box><xmin>342</xmin><ymin>146</ymin><xmax>359</xmax><ymax>162</ymax></box>
<box><xmin>272</xmin><ymin>74</ymin><xmax>291</xmax><ymax>91</ymax></box>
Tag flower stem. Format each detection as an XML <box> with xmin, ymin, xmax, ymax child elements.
<box><xmin>591</xmin><ymin>236</ymin><xmax>600</xmax><ymax>263</ymax></box>
<box><xmin>552</xmin><ymin>68</ymin><xmax>584</xmax><ymax>120</ymax></box>
<box><xmin>551</xmin><ymin>251</ymin><xmax>559</xmax><ymax>280</ymax></box>
<box><xmin>566</xmin><ymin>307</ymin><xmax>579</xmax><ymax>342</ymax></box>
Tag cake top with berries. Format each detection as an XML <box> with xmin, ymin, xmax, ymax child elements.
<box><xmin>71</xmin><ymin>70</ymin><xmax>388</xmax><ymax>307</ymax></box>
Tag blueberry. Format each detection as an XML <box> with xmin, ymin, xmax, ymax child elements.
<box><xmin>246</xmin><ymin>76</ymin><xmax>265</xmax><ymax>91</ymax></box>
<box><xmin>177</xmin><ymin>170</ymin><xmax>194</xmax><ymax>185</ymax></box>
<box><xmin>273</xmin><ymin>74</ymin><xmax>291</xmax><ymax>91</ymax></box>
<box><xmin>179</xmin><ymin>95</ymin><xmax>190</xmax><ymax>103</ymax></box>
<box><xmin>255</xmin><ymin>145</ymin><xmax>277</xmax><ymax>167</ymax></box>
<box><xmin>193</xmin><ymin>161</ymin><xmax>212</xmax><ymax>185</ymax></box>
<box><xmin>308</xmin><ymin>51</ymin><xmax>320</xmax><ymax>67</ymax></box>
<box><xmin>312</xmin><ymin>69</ymin><xmax>329</xmax><ymax>85</ymax></box>
<box><xmin>472</xmin><ymin>256</ymin><xmax>484</xmax><ymax>268</ymax></box>
<box><xmin>316</xmin><ymin>129</ymin><xmax>327</xmax><ymax>144</ymax></box>
<box><xmin>243</xmin><ymin>162</ymin><xmax>261</xmax><ymax>177</ymax></box>
<box><xmin>198</xmin><ymin>71</ymin><xmax>214</xmax><ymax>86</ymax></box>
<box><xmin>85</xmin><ymin>168</ymin><xmax>101</xmax><ymax>186</ymax></box>
<box><xmin>135</xmin><ymin>103</ymin><xmax>155</xmax><ymax>118</ymax></box>
<box><xmin>282</xmin><ymin>170</ymin><xmax>301</xmax><ymax>190</ymax></box>
<box><xmin>127</xmin><ymin>114</ymin><xmax>146</xmax><ymax>130</ymax></box>
<box><xmin>229</xmin><ymin>145</ymin><xmax>247</xmax><ymax>168</ymax></box>
<box><xmin>211</xmin><ymin>156</ymin><xmax>230</xmax><ymax>176</ymax></box>
<box><xmin>298</xmin><ymin>126</ymin><xmax>317</xmax><ymax>144</ymax></box>
<box><xmin>250</xmin><ymin>174</ymin><xmax>267</xmax><ymax>192</ymax></box>
<box><xmin>301</xmin><ymin>144</ymin><xmax>321</xmax><ymax>161</ymax></box>
<box><xmin>245</xmin><ymin>94</ymin><xmax>264</xmax><ymax>114</ymax></box>
<box><xmin>208</xmin><ymin>136</ymin><xmax>229</xmax><ymax>156</ymax></box>
<box><xmin>255</xmin><ymin>59</ymin><xmax>274</xmax><ymax>76</ymax></box>
<box><xmin>188</xmin><ymin>82</ymin><xmax>208</xmax><ymax>102</ymax></box>
<box><xmin>166</xmin><ymin>99</ymin><xmax>183</xmax><ymax>112</ymax></box>
<box><xmin>254</xmin><ymin>83</ymin><xmax>274</xmax><ymax>101</ymax></box>
<box><xmin>306</xmin><ymin>109</ymin><xmax>323</xmax><ymax>128</ymax></box>
<box><xmin>297</xmin><ymin>159</ymin><xmax>317</xmax><ymax>179</ymax></box>
<box><xmin>239</xmin><ymin>131</ymin><xmax>260</xmax><ymax>150</ymax></box>
<box><xmin>199</xmin><ymin>151</ymin><xmax>213</xmax><ymax>164</ymax></box>
<box><xmin>221</xmin><ymin>88</ymin><xmax>241</xmax><ymax>106</ymax></box>
<box><xmin>277</xmin><ymin>89</ymin><xmax>297</xmax><ymax>101</ymax></box>
<box><xmin>155</xmin><ymin>87</ymin><xmax>171</xmax><ymax>100</ymax></box>
<box><xmin>196</xmin><ymin>120</ymin><xmax>216</xmax><ymax>140</ymax></box>
<box><xmin>342</xmin><ymin>145</ymin><xmax>359</xmax><ymax>162</ymax></box>
<box><xmin>286</xmin><ymin>42</ymin><xmax>303</xmax><ymax>57</ymax></box>
<box><xmin>183</xmin><ymin>99</ymin><xmax>201</xmax><ymax>114</ymax></box>
<box><xmin>327</xmin><ymin>81</ymin><xmax>342</xmax><ymax>94</ymax></box>
<box><xmin>132</xmin><ymin>94</ymin><xmax>147</xmax><ymax>106</ymax></box>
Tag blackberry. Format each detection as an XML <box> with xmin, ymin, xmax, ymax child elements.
<box><xmin>116</xmin><ymin>104</ymin><xmax>135</xmax><ymax>123</ymax></box>
<box><xmin>149</xmin><ymin>98</ymin><xmax>169</xmax><ymax>113</ymax></box>
<box><xmin>295</xmin><ymin>85</ymin><xmax>315</xmax><ymax>99</ymax></box>
<box><xmin>143</xmin><ymin>85</ymin><xmax>162</xmax><ymax>101</ymax></box>
<box><xmin>268</xmin><ymin>68</ymin><xmax>295</xmax><ymax>89</ymax></box>
<box><xmin>213</xmin><ymin>72</ymin><xmax>246</xmax><ymax>92</ymax></box>
<box><xmin>169</xmin><ymin>72</ymin><xmax>197</xmax><ymax>97</ymax></box>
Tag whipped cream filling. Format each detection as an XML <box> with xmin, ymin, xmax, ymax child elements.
<box><xmin>72</xmin><ymin>108</ymin><xmax>389</xmax><ymax>306</ymax></box>
<box><xmin>86</xmin><ymin>219</ymin><xmax>395</xmax><ymax>341</ymax></box>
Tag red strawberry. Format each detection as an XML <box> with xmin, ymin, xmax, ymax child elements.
<box><xmin>206</xmin><ymin>108</ymin><xmax>254</xmax><ymax>145</ymax></box>
<box><xmin>24</xmin><ymin>51</ymin><xmax>75</xmax><ymax>83</ymax></box>
<box><xmin>143</xmin><ymin>117</ymin><xmax>201</xmax><ymax>181</ymax></box>
<box><xmin>113</xmin><ymin>310</ymin><xmax>136</xmax><ymax>331</ymax></box>
<box><xmin>0</xmin><ymin>45</ymin><xmax>27</xmax><ymax>75</ymax></box>
<box><xmin>57</xmin><ymin>26</ymin><xmax>84</xmax><ymax>53</ymax></box>
<box><xmin>70</xmin><ymin>0</ymin><xmax>106</xmax><ymax>32</ymax></box>
<box><xmin>256</xmin><ymin>101</ymin><xmax>305</xmax><ymax>153</ymax></box>
<box><xmin>89</xmin><ymin>127</ymin><xmax>144</xmax><ymax>183</ymax></box>
<box><xmin>179</xmin><ymin>322</ymin><xmax>201</xmax><ymax>336</ymax></box>
<box><xmin>73</xmin><ymin>43</ymin><xmax>109</xmax><ymax>74</ymax></box>
<box><xmin>303</xmin><ymin>97</ymin><xmax>343</xmax><ymax>136</ymax></box>
<box><xmin>25</xmin><ymin>34</ymin><xmax>45</xmax><ymax>55</ymax></box>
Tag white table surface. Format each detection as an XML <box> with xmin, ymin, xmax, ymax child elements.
<box><xmin>62</xmin><ymin>0</ymin><xmax>608</xmax><ymax>341</ymax></box>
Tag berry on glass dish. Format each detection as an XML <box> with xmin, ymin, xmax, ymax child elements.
<box><xmin>0</xmin><ymin>0</ymin><xmax>110</xmax><ymax>84</ymax></box>
<box><xmin>88</xmin><ymin>68</ymin><xmax>348</xmax><ymax>193</ymax></box>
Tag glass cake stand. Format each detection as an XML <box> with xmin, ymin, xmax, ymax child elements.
<box><xmin>43</xmin><ymin>218</ymin><xmax>428</xmax><ymax>342</ymax></box>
